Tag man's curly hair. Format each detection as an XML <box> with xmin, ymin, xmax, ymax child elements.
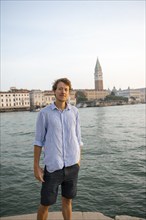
<box><xmin>52</xmin><ymin>78</ymin><xmax>72</xmax><ymax>91</ymax></box>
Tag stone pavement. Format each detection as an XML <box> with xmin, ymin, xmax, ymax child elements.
<box><xmin>0</xmin><ymin>212</ymin><xmax>145</xmax><ymax>220</ymax></box>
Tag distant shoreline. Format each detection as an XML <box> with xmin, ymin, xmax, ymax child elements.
<box><xmin>0</xmin><ymin>107</ymin><xmax>30</xmax><ymax>113</ymax></box>
<box><xmin>0</xmin><ymin>102</ymin><xmax>145</xmax><ymax>113</ymax></box>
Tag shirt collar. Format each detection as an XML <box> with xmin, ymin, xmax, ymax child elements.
<box><xmin>51</xmin><ymin>102</ymin><xmax>71</xmax><ymax>111</ymax></box>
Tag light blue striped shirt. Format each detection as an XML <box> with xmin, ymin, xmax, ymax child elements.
<box><xmin>34</xmin><ymin>102</ymin><xmax>83</xmax><ymax>173</ymax></box>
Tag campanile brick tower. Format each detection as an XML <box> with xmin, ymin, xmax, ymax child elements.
<box><xmin>94</xmin><ymin>58</ymin><xmax>103</xmax><ymax>91</ymax></box>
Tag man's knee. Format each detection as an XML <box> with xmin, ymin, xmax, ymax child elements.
<box><xmin>62</xmin><ymin>196</ymin><xmax>72</xmax><ymax>206</ymax></box>
<box><xmin>39</xmin><ymin>204</ymin><xmax>49</xmax><ymax>212</ymax></box>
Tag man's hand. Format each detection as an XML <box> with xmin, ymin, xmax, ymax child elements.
<box><xmin>77</xmin><ymin>160</ymin><xmax>80</xmax><ymax>167</ymax></box>
<box><xmin>34</xmin><ymin>166</ymin><xmax>45</xmax><ymax>182</ymax></box>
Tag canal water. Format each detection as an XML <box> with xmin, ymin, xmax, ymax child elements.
<box><xmin>0</xmin><ymin>104</ymin><xmax>146</xmax><ymax>218</ymax></box>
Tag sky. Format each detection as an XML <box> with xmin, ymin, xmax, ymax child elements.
<box><xmin>1</xmin><ymin>0</ymin><xmax>145</xmax><ymax>91</ymax></box>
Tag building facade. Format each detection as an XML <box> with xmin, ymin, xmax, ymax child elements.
<box><xmin>0</xmin><ymin>87</ymin><xmax>30</xmax><ymax>112</ymax></box>
<box><xmin>29</xmin><ymin>90</ymin><xmax>54</xmax><ymax>109</ymax></box>
<box><xmin>83</xmin><ymin>89</ymin><xmax>109</xmax><ymax>101</ymax></box>
<box><xmin>29</xmin><ymin>90</ymin><xmax>76</xmax><ymax>109</ymax></box>
<box><xmin>117</xmin><ymin>87</ymin><xmax>146</xmax><ymax>103</ymax></box>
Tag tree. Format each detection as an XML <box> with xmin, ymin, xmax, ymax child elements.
<box><xmin>75</xmin><ymin>90</ymin><xmax>88</xmax><ymax>104</ymax></box>
<box><xmin>130</xmin><ymin>96</ymin><xmax>136</xmax><ymax>100</ymax></box>
<box><xmin>104</xmin><ymin>94</ymin><xmax>128</xmax><ymax>102</ymax></box>
<box><xmin>110</xmin><ymin>91</ymin><xmax>115</xmax><ymax>96</ymax></box>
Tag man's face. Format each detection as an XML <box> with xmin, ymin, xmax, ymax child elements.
<box><xmin>54</xmin><ymin>81</ymin><xmax>70</xmax><ymax>102</ymax></box>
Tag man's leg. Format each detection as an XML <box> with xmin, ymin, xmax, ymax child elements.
<box><xmin>37</xmin><ymin>204</ymin><xmax>49</xmax><ymax>220</ymax></box>
<box><xmin>38</xmin><ymin>167</ymin><xmax>61</xmax><ymax>220</ymax></box>
<box><xmin>62</xmin><ymin>196</ymin><xmax>72</xmax><ymax>220</ymax></box>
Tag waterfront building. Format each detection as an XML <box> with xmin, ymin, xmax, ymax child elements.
<box><xmin>116</xmin><ymin>87</ymin><xmax>146</xmax><ymax>103</ymax></box>
<box><xmin>30</xmin><ymin>90</ymin><xmax>55</xmax><ymax>109</ymax></box>
<box><xmin>0</xmin><ymin>87</ymin><xmax>30</xmax><ymax>112</ymax></box>
<box><xmin>29</xmin><ymin>90</ymin><xmax>43</xmax><ymax>108</ymax></box>
<box><xmin>69</xmin><ymin>90</ymin><xmax>77</xmax><ymax>105</ymax></box>
<box><xmin>76</xmin><ymin>89</ymin><xmax>109</xmax><ymax>101</ymax></box>
<box><xmin>43</xmin><ymin>90</ymin><xmax>76</xmax><ymax>106</ymax></box>
<box><xmin>42</xmin><ymin>90</ymin><xmax>56</xmax><ymax>107</ymax></box>
<box><xmin>29</xmin><ymin>90</ymin><xmax>76</xmax><ymax>109</ymax></box>
<box><xmin>138</xmin><ymin>88</ymin><xmax>146</xmax><ymax>103</ymax></box>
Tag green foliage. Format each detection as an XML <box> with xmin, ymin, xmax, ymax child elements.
<box><xmin>110</xmin><ymin>91</ymin><xmax>115</xmax><ymax>96</ymax></box>
<box><xmin>76</xmin><ymin>90</ymin><xmax>88</xmax><ymax>104</ymax></box>
<box><xmin>130</xmin><ymin>96</ymin><xmax>136</xmax><ymax>100</ymax></box>
<box><xmin>104</xmin><ymin>94</ymin><xmax>128</xmax><ymax>102</ymax></box>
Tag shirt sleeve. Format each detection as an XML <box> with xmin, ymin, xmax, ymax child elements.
<box><xmin>76</xmin><ymin>110</ymin><xmax>83</xmax><ymax>147</ymax></box>
<box><xmin>34</xmin><ymin>111</ymin><xmax>47</xmax><ymax>147</ymax></box>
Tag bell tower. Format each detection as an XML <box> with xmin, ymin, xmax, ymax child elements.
<box><xmin>94</xmin><ymin>57</ymin><xmax>103</xmax><ymax>91</ymax></box>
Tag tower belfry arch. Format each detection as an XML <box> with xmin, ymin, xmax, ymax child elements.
<box><xmin>94</xmin><ymin>57</ymin><xmax>103</xmax><ymax>91</ymax></box>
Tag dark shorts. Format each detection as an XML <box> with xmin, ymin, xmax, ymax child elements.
<box><xmin>41</xmin><ymin>164</ymin><xmax>80</xmax><ymax>206</ymax></box>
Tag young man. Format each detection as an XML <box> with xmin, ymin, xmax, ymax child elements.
<box><xmin>34</xmin><ymin>78</ymin><xmax>83</xmax><ymax>220</ymax></box>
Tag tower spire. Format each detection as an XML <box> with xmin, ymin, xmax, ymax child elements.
<box><xmin>94</xmin><ymin>57</ymin><xmax>103</xmax><ymax>91</ymax></box>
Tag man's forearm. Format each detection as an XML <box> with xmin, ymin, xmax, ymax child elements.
<box><xmin>34</xmin><ymin>145</ymin><xmax>42</xmax><ymax>167</ymax></box>
<box><xmin>34</xmin><ymin>145</ymin><xmax>44</xmax><ymax>182</ymax></box>
<box><xmin>78</xmin><ymin>147</ymin><xmax>81</xmax><ymax>166</ymax></box>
